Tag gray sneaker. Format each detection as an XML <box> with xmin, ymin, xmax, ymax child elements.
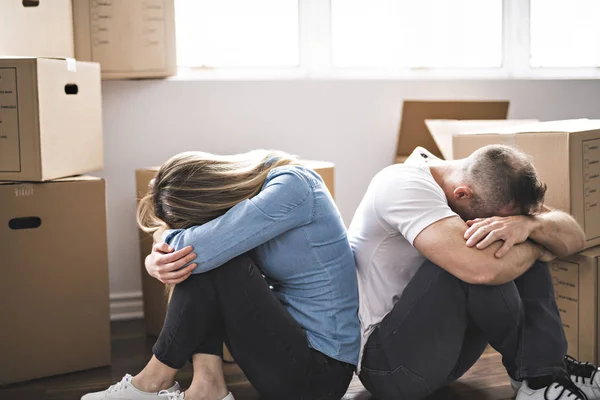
<box><xmin>81</xmin><ymin>374</ymin><xmax>180</xmax><ymax>399</ymax></box>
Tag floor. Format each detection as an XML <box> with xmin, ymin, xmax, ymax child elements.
<box><xmin>0</xmin><ymin>320</ymin><xmax>516</xmax><ymax>400</ymax></box>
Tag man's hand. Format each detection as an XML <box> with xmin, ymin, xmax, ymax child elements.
<box><xmin>539</xmin><ymin>247</ymin><xmax>557</xmax><ymax>262</ymax></box>
<box><xmin>145</xmin><ymin>242</ymin><xmax>197</xmax><ymax>285</ymax></box>
<box><xmin>465</xmin><ymin>216</ymin><xmax>538</xmax><ymax>258</ymax></box>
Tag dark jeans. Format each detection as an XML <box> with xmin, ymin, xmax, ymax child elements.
<box><xmin>153</xmin><ymin>253</ymin><xmax>354</xmax><ymax>400</ymax></box>
<box><xmin>359</xmin><ymin>260</ymin><xmax>567</xmax><ymax>400</ymax></box>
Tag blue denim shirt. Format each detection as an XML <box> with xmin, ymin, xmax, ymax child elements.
<box><xmin>163</xmin><ymin>165</ymin><xmax>360</xmax><ymax>365</ymax></box>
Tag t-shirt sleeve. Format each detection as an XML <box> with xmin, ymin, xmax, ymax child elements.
<box><xmin>373</xmin><ymin>165</ymin><xmax>458</xmax><ymax>245</ymax></box>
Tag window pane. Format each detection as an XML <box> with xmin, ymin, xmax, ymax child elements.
<box><xmin>331</xmin><ymin>0</ymin><xmax>503</xmax><ymax>68</ymax></box>
<box><xmin>175</xmin><ymin>0</ymin><xmax>299</xmax><ymax>68</ymax></box>
<box><xmin>531</xmin><ymin>0</ymin><xmax>600</xmax><ymax>68</ymax></box>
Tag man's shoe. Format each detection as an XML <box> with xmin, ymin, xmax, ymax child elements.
<box><xmin>516</xmin><ymin>376</ymin><xmax>587</xmax><ymax>400</ymax></box>
<box><xmin>566</xmin><ymin>355</ymin><xmax>600</xmax><ymax>399</ymax></box>
<box><xmin>81</xmin><ymin>374</ymin><xmax>180</xmax><ymax>399</ymax></box>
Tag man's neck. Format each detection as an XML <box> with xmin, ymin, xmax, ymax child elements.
<box><xmin>427</xmin><ymin>159</ymin><xmax>464</xmax><ymax>200</ymax></box>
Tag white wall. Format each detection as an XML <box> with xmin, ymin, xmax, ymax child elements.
<box><xmin>97</xmin><ymin>78</ymin><xmax>600</xmax><ymax>305</ymax></box>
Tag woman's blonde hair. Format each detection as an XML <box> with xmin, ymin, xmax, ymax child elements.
<box><xmin>137</xmin><ymin>149</ymin><xmax>299</xmax><ymax>234</ymax></box>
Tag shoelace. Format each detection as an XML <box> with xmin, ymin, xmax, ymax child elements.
<box><xmin>158</xmin><ymin>389</ymin><xmax>184</xmax><ymax>399</ymax></box>
<box><xmin>544</xmin><ymin>373</ymin><xmax>588</xmax><ymax>400</ymax></box>
<box><xmin>566</xmin><ymin>355</ymin><xmax>598</xmax><ymax>384</ymax></box>
<box><xmin>106</xmin><ymin>374</ymin><xmax>133</xmax><ymax>394</ymax></box>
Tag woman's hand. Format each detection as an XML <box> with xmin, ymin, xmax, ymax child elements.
<box><xmin>145</xmin><ymin>242</ymin><xmax>198</xmax><ymax>285</ymax></box>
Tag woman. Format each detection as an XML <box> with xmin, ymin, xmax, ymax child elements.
<box><xmin>82</xmin><ymin>150</ymin><xmax>360</xmax><ymax>400</ymax></box>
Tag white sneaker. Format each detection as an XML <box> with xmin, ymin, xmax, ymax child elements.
<box><xmin>157</xmin><ymin>390</ymin><xmax>184</xmax><ymax>399</ymax></box>
<box><xmin>156</xmin><ymin>391</ymin><xmax>235</xmax><ymax>400</ymax></box>
<box><xmin>510</xmin><ymin>376</ymin><xmax>523</xmax><ymax>392</ymax></box>
<box><xmin>566</xmin><ymin>355</ymin><xmax>600</xmax><ymax>399</ymax></box>
<box><xmin>516</xmin><ymin>379</ymin><xmax>586</xmax><ymax>400</ymax></box>
<box><xmin>81</xmin><ymin>374</ymin><xmax>181</xmax><ymax>399</ymax></box>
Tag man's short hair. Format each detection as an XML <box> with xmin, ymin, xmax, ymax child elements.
<box><xmin>464</xmin><ymin>145</ymin><xmax>547</xmax><ymax>216</ymax></box>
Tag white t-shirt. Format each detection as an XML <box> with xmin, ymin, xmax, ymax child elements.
<box><xmin>348</xmin><ymin>147</ymin><xmax>458</xmax><ymax>370</ymax></box>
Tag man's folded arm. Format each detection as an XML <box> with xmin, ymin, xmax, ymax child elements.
<box><xmin>413</xmin><ymin>216</ymin><xmax>543</xmax><ymax>285</ymax></box>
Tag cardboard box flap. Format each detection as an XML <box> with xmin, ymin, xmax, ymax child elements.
<box><xmin>396</xmin><ymin>100</ymin><xmax>509</xmax><ymax>159</ymax></box>
<box><xmin>425</xmin><ymin>119</ymin><xmax>539</xmax><ymax>160</ymax></box>
<box><xmin>0</xmin><ymin>175</ymin><xmax>101</xmax><ymax>185</ymax></box>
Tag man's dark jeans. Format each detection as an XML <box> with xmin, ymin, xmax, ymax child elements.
<box><xmin>359</xmin><ymin>260</ymin><xmax>567</xmax><ymax>400</ymax></box>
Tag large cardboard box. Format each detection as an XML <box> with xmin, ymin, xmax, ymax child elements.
<box><xmin>0</xmin><ymin>176</ymin><xmax>111</xmax><ymax>384</ymax></box>
<box><xmin>550</xmin><ymin>247</ymin><xmax>600</xmax><ymax>364</ymax></box>
<box><xmin>0</xmin><ymin>0</ymin><xmax>74</xmax><ymax>58</ymax></box>
<box><xmin>72</xmin><ymin>0</ymin><xmax>177</xmax><ymax>80</ymax></box>
<box><xmin>424</xmin><ymin>119</ymin><xmax>539</xmax><ymax>160</ymax></box>
<box><xmin>394</xmin><ymin>100</ymin><xmax>509</xmax><ymax>164</ymax></box>
<box><xmin>0</xmin><ymin>57</ymin><xmax>103</xmax><ymax>181</ymax></box>
<box><xmin>453</xmin><ymin>120</ymin><xmax>600</xmax><ymax>249</ymax></box>
<box><xmin>135</xmin><ymin>161</ymin><xmax>335</xmax><ymax>360</ymax></box>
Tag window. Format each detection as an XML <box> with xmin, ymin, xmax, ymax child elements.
<box><xmin>175</xmin><ymin>0</ymin><xmax>600</xmax><ymax>78</ymax></box>
<box><xmin>331</xmin><ymin>0</ymin><xmax>503</xmax><ymax>68</ymax></box>
<box><xmin>530</xmin><ymin>0</ymin><xmax>600</xmax><ymax>68</ymax></box>
<box><xmin>175</xmin><ymin>0</ymin><xmax>299</xmax><ymax>68</ymax></box>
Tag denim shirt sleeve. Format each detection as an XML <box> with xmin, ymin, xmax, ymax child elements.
<box><xmin>162</xmin><ymin>166</ymin><xmax>314</xmax><ymax>273</ymax></box>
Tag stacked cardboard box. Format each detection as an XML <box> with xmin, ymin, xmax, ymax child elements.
<box><xmin>448</xmin><ymin>119</ymin><xmax>600</xmax><ymax>363</ymax></box>
<box><xmin>72</xmin><ymin>0</ymin><xmax>177</xmax><ymax>79</ymax></box>
<box><xmin>0</xmin><ymin>58</ymin><xmax>110</xmax><ymax>384</ymax></box>
<box><xmin>0</xmin><ymin>0</ymin><xmax>75</xmax><ymax>59</ymax></box>
<box><xmin>0</xmin><ymin>0</ymin><xmax>177</xmax><ymax>80</ymax></box>
<box><xmin>134</xmin><ymin>161</ymin><xmax>336</xmax><ymax>361</ymax></box>
<box><xmin>452</xmin><ymin>120</ymin><xmax>600</xmax><ymax>249</ymax></box>
<box><xmin>549</xmin><ymin>248</ymin><xmax>600</xmax><ymax>364</ymax></box>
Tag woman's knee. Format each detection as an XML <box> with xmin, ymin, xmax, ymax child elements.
<box><xmin>209</xmin><ymin>252</ymin><xmax>259</xmax><ymax>282</ymax></box>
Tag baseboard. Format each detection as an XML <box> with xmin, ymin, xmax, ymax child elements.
<box><xmin>110</xmin><ymin>291</ymin><xmax>144</xmax><ymax>321</ymax></box>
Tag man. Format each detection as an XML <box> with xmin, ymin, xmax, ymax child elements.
<box><xmin>349</xmin><ymin>145</ymin><xmax>596</xmax><ymax>400</ymax></box>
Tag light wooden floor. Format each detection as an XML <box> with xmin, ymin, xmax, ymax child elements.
<box><xmin>0</xmin><ymin>321</ymin><xmax>516</xmax><ymax>400</ymax></box>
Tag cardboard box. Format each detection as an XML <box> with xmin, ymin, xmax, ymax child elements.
<box><xmin>550</xmin><ymin>246</ymin><xmax>600</xmax><ymax>364</ymax></box>
<box><xmin>0</xmin><ymin>0</ymin><xmax>74</xmax><ymax>58</ymax></box>
<box><xmin>394</xmin><ymin>100</ymin><xmax>509</xmax><ymax>164</ymax></box>
<box><xmin>135</xmin><ymin>161</ymin><xmax>335</xmax><ymax>360</ymax></box>
<box><xmin>0</xmin><ymin>57</ymin><xmax>103</xmax><ymax>181</ymax></box>
<box><xmin>424</xmin><ymin>119</ymin><xmax>539</xmax><ymax>160</ymax></box>
<box><xmin>453</xmin><ymin>119</ymin><xmax>600</xmax><ymax>249</ymax></box>
<box><xmin>0</xmin><ymin>176</ymin><xmax>111</xmax><ymax>384</ymax></box>
<box><xmin>72</xmin><ymin>0</ymin><xmax>177</xmax><ymax>80</ymax></box>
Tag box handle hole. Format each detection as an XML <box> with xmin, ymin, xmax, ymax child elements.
<box><xmin>9</xmin><ymin>217</ymin><xmax>42</xmax><ymax>230</ymax></box>
<box><xmin>65</xmin><ymin>84</ymin><xmax>79</xmax><ymax>95</ymax></box>
<box><xmin>22</xmin><ymin>0</ymin><xmax>40</xmax><ymax>7</ymax></box>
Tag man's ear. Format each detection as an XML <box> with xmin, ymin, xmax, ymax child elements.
<box><xmin>454</xmin><ymin>186</ymin><xmax>473</xmax><ymax>201</ymax></box>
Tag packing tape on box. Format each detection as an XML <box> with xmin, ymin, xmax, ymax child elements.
<box><xmin>65</xmin><ymin>58</ymin><xmax>77</xmax><ymax>72</ymax></box>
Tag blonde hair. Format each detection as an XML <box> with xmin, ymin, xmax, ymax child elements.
<box><xmin>137</xmin><ymin>149</ymin><xmax>299</xmax><ymax>233</ymax></box>
<box><xmin>137</xmin><ymin>150</ymin><xmax>299</xmax><ymax>301</ymax></box>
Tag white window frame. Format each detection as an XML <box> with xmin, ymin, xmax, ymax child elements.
<box><xmin>173</xmin><ymin>0</ymin><xmax>600</xmax><ymax>80</ymax></box>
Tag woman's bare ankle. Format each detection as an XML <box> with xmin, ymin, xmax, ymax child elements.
<box><xmin>131</xmin><ymin>356</ymin><xmax>178</xmax><ymax>393</ymax></box>
<box><xmin>131</xmin><ymin>372</ymin><xmax>175</xmax><ymax>393</ymax></box>
<box><xmin>185</xmin><ymin>379</ymin><xmax>229</xmax><ymax>400</ymax></box>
